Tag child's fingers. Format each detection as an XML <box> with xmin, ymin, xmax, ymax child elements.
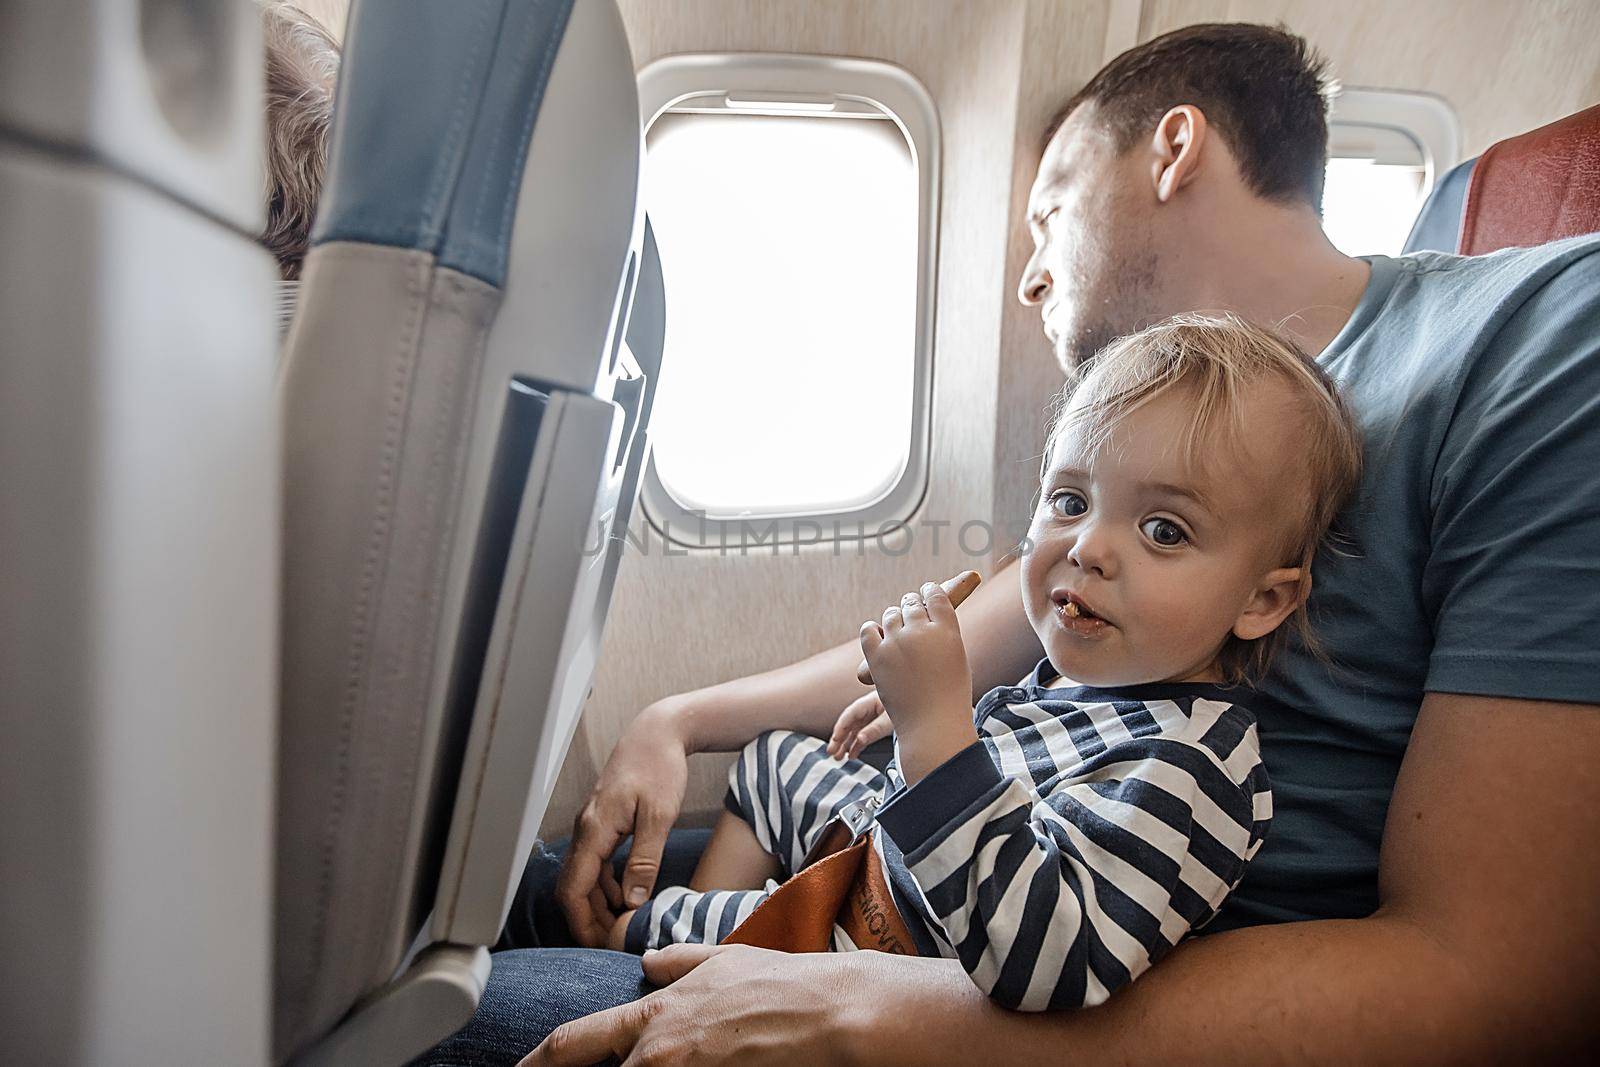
<box><xmin>599</xmin><ymin>857</ymin><xmax>624</xmax><ymax>911</ymax></box>
<box><xmin>842</xmin><ymin>691</ymin><xmax>880</xmax><ymax>727</ymax></box>
<box><xmin>829</xmin><ymin>697</ymin><xmax>871</xmax><ymax>758</ymax></box>
<box><xmin>851</xmin><ymin>712</ymin><xmax>893</xmax><ymax>758</ymax></box>
<box><xmin>922</xmin><ymin>581</ymin><xmax>957</xmax><ymax>623</ymax></box>
<box><xmin>860</xmin><ymin>619</ymin><xmax>885</xmax><ymax>661</ymax></box>
<box><xmin>943</xmin><ymin>570</ymin><xmax>982</xmax><ymax>605</ymax></box>
<box><xmin>899</xmin><ymin>589</ymin><xmax>931</xmax><ymax>625</ymax></box>
<box><xmin>881</xmin><ymin>604</ymin><xmax>904</xmax><ymax>634</ymax></box>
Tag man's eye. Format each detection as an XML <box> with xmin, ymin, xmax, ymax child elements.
<box><xmin>1141</xmin><ymin>518</ymin><xmax>1187</xmax><ymax>547</ymax></box>
<box><xmin>1050</xmin><ymin>491</ymin><xmax>1087</xmax><ymax>518</ymax></box>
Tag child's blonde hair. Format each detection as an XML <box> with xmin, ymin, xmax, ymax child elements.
<box><xmin>1044</xmin><ymin>312</ymin><xmax>1363</xmax><ymax>685</ymax></box>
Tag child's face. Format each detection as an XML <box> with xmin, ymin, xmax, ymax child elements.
<box><xmin>1022</xmin><ymin>380</ymin><xmax>1306</xmax><ymax>687</ymax></box>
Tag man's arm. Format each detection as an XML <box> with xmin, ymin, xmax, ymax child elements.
<box><xmin>672</xmin><ymin>559</ymin><xmax>1040</xmax><ymax>751</ymax></box>
<box><xmin>838</xmin><ymin>692</ymin><xmax>1599</xmax><ymax>1064</ymax></box>
<box><xmin>532</xmin><ymin>692</ymin><xmax>1600</xmax><ymax>1064</ymax></box>
<box><xmin>557</xmin><ymin>561</ymin><xmax>1041</xmax><ymax>943</ymax></box>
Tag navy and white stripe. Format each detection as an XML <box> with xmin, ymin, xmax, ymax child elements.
<box><xmin>625</xmin><ymin>728</ymin><xmax>891</xmax><ymax>953</ymax></box>
<box><xmin>629</xmin><ymin>661</ymin><xmax>1271</xmax><ymax>1013</ymax></box>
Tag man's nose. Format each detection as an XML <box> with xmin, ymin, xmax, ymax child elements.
<box><xmin>1018</xmin><ymin>251</ymin><xmax>1051</xmax><ymax>306</ymax></box>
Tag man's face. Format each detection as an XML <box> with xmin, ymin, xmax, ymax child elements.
<box><xmin>1018</xmin><ymin>108</ymin><xmax>1161</xmax><ymax>375</ymax></box>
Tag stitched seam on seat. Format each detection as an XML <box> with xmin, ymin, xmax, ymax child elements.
<box><xmin>299</xmin><ymin>253</ymin><xmax>431</xmax><ymax>1025</ymax></box>
<box><xmin>367</xmin><ymin>273</ymin><xmax>460</xmax><ymax>965</ymax></box>
<box><xmin>374</xmin><ymin>272</ymin><xmax>498</xmax><ymax>953</ymax></box>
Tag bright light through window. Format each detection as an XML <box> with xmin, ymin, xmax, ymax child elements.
<box><xmin>1321</xmin><ymin>157</ymin><xmax>1426</xmax><ymax>257</ymax></box>
<box><xmin>644</xmin><ymin>111</ymin><xmax>919</xmax><ymax>518</ymax></box>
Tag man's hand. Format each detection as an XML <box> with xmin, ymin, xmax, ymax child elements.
<box><xmin>555</xmin><ymin>703</ymin><xmax>690</xmax><ymax>947</ymax></box>
<box><xmin>521</xmin><ymin>944</ymin><xmax>957</xmax><ymax>1067</ymax></box>
<box><xmin>827</xmin><ymin>690</ymin><xmax>892</xmax><ymax>761</ymax></box>
<box><xmin>860</xmin><ymin>581</ymin><xmax>978</xmax><ymax>782</ymax></box>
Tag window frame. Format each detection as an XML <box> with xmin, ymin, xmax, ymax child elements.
<box><xmin>1324</xmin><ymin>87</ymin><xmax>1462</xmax><ymax>249</ymax></box>
<box><xmin>635</xmin><ymin>53</ymin><xmax>941</xmax><ymax>550</ymax></box>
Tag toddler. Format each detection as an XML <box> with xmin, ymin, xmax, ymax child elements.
<box><xmin>611</xmin><ymin>313</ymin><xmax>1362</xmax><ymax>1011</ymax></box>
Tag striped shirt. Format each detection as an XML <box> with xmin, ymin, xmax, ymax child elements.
<box><xmin>627</xmin><ymin>660</ymin><xmax>1271</xmax><ymax>1012</ymax></box>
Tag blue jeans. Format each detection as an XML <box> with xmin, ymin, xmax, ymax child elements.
<box><xmin>418</xmin><ymin>740</ymin><xmax>899</xmax><ymax>1064</ymax></box>
<box><xmin>416</xmin><ymin>947</ymin><xmax>647</xmax><ymax>1067</ymax></box>
<box><xmin>412</xmin><ymin>831</ymin><xmax>713</xmax><ymax>1066</ymax></box>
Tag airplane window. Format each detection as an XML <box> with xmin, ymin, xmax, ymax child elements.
<box><xmin>645</xmin><ymin>110</ymin><xmax>917</xmax><ymax>518</ymax></box>
<box><xmin>634</xmin><ymin>55</ymin><xmax>940</xmax><ymax>549</ymax></box>
<box><xmin>1322</xmin><ymin>89</ymin><xmax>1461</xmax><ymax>257</ymax></box>
<box><xmin>1321</xmin><ymin>156</ymin><xmax>1426</xmax><ymax>257</ymax></box>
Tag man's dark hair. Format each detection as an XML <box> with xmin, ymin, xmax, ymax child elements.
<box><xmin>1047</xmin><ymin>23</ymin><xmax>1334</xmax><ymax>207</ymax></box>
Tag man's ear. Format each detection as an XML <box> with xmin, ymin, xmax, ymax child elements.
<box><xmin>1233</xmin><ymin>567</ymin><xmax>1305</xmax><ymax>642</ymax></box>
<box><xmin>1150</xmin><ymin>105</ymin><xmax>1208</xmax><ymax>203</ymax></box>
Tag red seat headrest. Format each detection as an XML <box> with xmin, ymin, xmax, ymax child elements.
<box><xmin>1459</xmin><ymin>104</ymin><xmax>1600</xmax><ymax>255</ymax></box>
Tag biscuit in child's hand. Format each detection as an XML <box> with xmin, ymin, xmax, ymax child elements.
<box><xmin>856</xmin><ymin>570</ymin><xmax>982</xmax><ymax>686</ymax></box>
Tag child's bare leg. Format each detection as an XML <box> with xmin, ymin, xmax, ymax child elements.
<box><xmin>608</xmin><ymin>908</ymin><xmax>635</xmax><ymax>951</ymax></box>
<box><xmin>606</xmin><ymin>813</ymin><xmax>777</xmax><ymax>954</ymax></box>
<box><xmin>689</xmin><ymin>810</ymin><xmax>781</xmax><ymax>891</ymax></box>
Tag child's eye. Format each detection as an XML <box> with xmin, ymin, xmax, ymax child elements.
<box><xmin>1141</xmin><ymin>517</ymin><xmax>1188</xmax><ymax>547</ymax></box>
<box><xmin>1049</xmin><ymin>491</ymin><xmax>1087</xmax><ymax>518</ymax></box>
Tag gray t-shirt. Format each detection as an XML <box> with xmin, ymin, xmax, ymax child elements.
<box><xmin>1219</xmin><ymin>233</ymin><xmax>1600</xmax><ymax>929</ymax></box>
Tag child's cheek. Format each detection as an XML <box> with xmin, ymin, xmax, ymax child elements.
<box><xmin>1139</xmin><ymin>585</ymin><xmax>1214</xmax><ymax>652</ymax></box>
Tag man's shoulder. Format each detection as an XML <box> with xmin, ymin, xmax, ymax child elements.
<box><xmin>1388</xmin><ymin>232</ymin><xmax>1600</xmax><ymax>316</ymax></box>
<box><xmin>1339</xmin><ymin>234</ymin><xmax>1600</xmax><ymax>384</ymax></box>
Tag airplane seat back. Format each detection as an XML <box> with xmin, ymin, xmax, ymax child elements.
<box><xmin>275</xmin><ymin>0</ymin><xmax>663</xmax><ymax>1062</ymax></box>
<box><xmin>1400</xmin><ymin>156</ymin><xmax>1476</xmax><ymax>255</ymax></box>
<box><xmin>1406</xmin><ymin>104</ymin><xmax>1600</xmax><ymax>257</ymax></box>
<box><xmin>1</xmin><ymin>1</ymin><xmax>278</xmax><ymax>1063</ymax></box>
<box><xmin>1458</xmin><ymin>103</ymin><xmax>1600</xmax><ymax>255</ymax></box>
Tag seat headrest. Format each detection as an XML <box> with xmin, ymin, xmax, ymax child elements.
<box><xmin>1459</xmin><ymin>103</ymin><xmax>1600</xmax><ymax>255</ymax></box>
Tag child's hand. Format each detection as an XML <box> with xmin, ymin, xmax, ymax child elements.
<box><xmin>859</xmin><ymin>582</ymin><xmax>976</xmax><ymax>785</ymax></box>
<box><xmin>828</xmin><ymin>690</ymin><xmax>892</xmax><ymax>761</ymax></box>
<box><xmin>856</xmin><ymin>570</ymin><xmax>981</xmax><ymax>685</ymax></box>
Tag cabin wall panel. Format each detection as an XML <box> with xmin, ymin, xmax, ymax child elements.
<box><xmin>1139</xmin><ymin>0</ymin><xmax>1600</xmax><ymax>159</ymax></box>
<box><xmin>543</xmin><ymin>0</ymin><xmax>1047</xmax><ymax>836</ymax></box>
<box><xmin>991</xmin><ymin>0</ymin><xmax>1113</xmax><ymax>564</ymax></box>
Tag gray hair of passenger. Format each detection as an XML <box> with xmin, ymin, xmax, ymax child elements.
<box><xmin>260</xmin><ymin>1</ymin><xmax>339</xmax><ymax>282</ymax></box>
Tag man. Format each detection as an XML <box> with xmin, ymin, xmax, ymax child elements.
<box><xmin>424</xmin><ymin>22</ymin><xmax>1600</xmax><ymax>1065</ymax></box>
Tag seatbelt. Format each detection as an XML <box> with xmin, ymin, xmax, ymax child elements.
<box><xmin>722</xmin><ymin>798</ymin><xmax>916</xmax><ymax>955</ymax></box>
